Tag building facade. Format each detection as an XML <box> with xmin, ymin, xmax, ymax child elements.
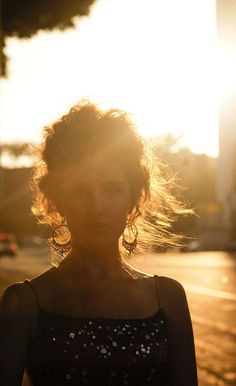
<box><xmin>217</xmin><ymin>0</ymin><xmax>236</xmax><ymax>244</ymax></box>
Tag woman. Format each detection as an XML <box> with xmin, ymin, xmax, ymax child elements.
<box><xmin>0</xmin><ymin>102</ymin><xmax>198</xmax><ymax>385</ymax></box>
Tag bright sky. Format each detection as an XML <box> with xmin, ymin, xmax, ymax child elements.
<box><xmin>1</xmin><ymin>0</ymin><xmax>235</xmax><ymax>158</ymax></box>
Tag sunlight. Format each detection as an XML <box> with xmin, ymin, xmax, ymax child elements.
<box><xmin>217</xmin><ymin>45</ymin><xmax>236</xmax><ymax>102</ymax></box>
<box><xmin>1</xmin><ymin>0</ymin><xmax>220</xmax><ymax>157</ymax></box>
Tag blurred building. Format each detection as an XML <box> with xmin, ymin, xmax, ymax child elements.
<box><xmin>217</xmin><ymin>0</ymin><xmax>236</xmax><ymax>245</ymax></box>
<box><xmin>0</xmin><ymin>167</ymin><xmax>40</xmax><ymax>238</ymax></box>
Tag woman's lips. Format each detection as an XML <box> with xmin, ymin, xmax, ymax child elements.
<box><xmin>87</xmin><ymin>222</ymin><xmax>109</xmax><ymax>231</ymax></box>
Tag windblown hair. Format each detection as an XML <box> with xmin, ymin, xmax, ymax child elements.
<box><xmin>31</xmin><ymin>101</ymin><xmax>191</xmax><ymax>269</ymax></box>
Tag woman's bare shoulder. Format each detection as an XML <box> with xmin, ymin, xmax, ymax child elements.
<box><xmin>135</xmin><ymin>273</ymin><xmax>185</xmax><ymax>296</ymax></box>
<box><xmin>158</xmin><ymin>275</ymin><xmax>185</xmax><ymax>292</ymax></box>
<box><xmin>0</xmin><ymin>281</ymin><xmax>36</xmax><ymax>318</ymax></box>
<box><xmin>29</xmin><ymin>266</ymin><xmax>58</xmax><ymax>287</ymax></box>
<box><xmin>0</xmin><ymin>267</ymin><xmax>57</xmax><ymax>314</ymax></box>
<box><xmin>150</xmin><ymin>275</ymin><xmax>187</xmax><ymax>311</ymax></box>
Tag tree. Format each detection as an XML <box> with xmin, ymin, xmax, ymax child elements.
<box><xmin>1</xmin><ymin>0</ymin><xmax>96</xmax><ymax>76</ymax></box>
<box><xmin>0</xmin><ymin>143</ymin><xmax>33</xmax><ymax>158</ymax></box>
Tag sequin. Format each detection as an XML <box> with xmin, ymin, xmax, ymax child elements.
<box><xmin>27</xmin><ymin>299</ymin><xmax>169</xmax><ymax>386</ymax></box>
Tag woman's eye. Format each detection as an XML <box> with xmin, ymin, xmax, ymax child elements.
<box><xmin>105</xmin><ymin>186</ymin><xmax>122</xmax><ymax>195</ymax></box>
<box><xmin>71</xmin><ymin>187</ymin><xmax>88</xmax><ymax>196</ymax></box>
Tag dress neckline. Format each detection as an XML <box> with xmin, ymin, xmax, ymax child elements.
<box><xmin>38</xmin><ymin>306</ymin><xmax>165</xmax><ymax>323</ymax></box>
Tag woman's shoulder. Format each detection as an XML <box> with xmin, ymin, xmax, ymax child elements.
<box><xmin>136</xmin><ymin>272</ymin><xmax>185</xmax><ymax>293</ymax></box>
<box><xmin>158</xmin><ymin>275</ymin><xmax>186</xmax><ymax>292</ymax></box>
<box><xmin>0</xmin><ymin>267</ymin><xmax>57</xmax><ymax>315</ymax></box>
<box><xmin>0</xmin><ymin>281</ymin><xmax>37</xmax><ymax>319</ymax></box>
<box><xmin>155</xmin><ymin>275</ymin><xmax>189</xmax><ymax>317</ymax></box>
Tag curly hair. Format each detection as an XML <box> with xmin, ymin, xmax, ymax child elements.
<box><xmin>31</xmin><ymin>101</ymin><xmax>191</xmax><ymax>269</ymax></box>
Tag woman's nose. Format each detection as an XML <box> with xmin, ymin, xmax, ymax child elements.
<box><xmin>87</xmin><ymin>191</ymin><xmax>105</xmax><ymax>215</ymax></box>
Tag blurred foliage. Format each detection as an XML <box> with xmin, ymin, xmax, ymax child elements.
<box><xmin>1</xmin><ymin>0</ymin><xmax>96</xmax><ymax>76</ymax></box>
<box><xmin>0</xmin><ymin>143</ymin><xmax>34</xmax><ymax>158</ymax></box>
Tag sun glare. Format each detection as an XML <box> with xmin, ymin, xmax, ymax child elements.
<box><xmin>0</xmin><ymin>0</ymin><xmax>222</xmax><ymax>158</ymax></box>
<box><xmin>217</xmin><ymin>46</ymin><xmax>236</xmax><ymax>102</ymax></box>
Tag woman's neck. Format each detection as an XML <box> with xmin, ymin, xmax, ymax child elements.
<box><xmin>60</xmin><ymin>244</ymin><xmax>130</xmax><ymax>282</ymax></box>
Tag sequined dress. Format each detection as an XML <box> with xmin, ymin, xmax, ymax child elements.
<box><xmin>24</xmin><ymin>276</ymin><xmax>171</xmax><ymax>386</ymax></box>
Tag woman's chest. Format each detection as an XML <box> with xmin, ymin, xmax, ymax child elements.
<box><xmin>27</xmin><ymin>310</ymin><xmax>170</xmax><ymax>385</ymax></box>
<box><xmin>45</xmin><ymin>275</ymin><xmax>158</xmax><ymax>319</ymax></box>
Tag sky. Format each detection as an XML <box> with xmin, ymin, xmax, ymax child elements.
<box><xmin>1</xmin><ymin>0</ymin><xmax>235</xmax><ymax>159</ymax></box>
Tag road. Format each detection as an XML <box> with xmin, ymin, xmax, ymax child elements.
<box><xmin>1</xmin><ymin>248</ymin><xmax>236</xmax><ymax>386</ymax></box>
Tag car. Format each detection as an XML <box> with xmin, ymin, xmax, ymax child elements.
<box><xmin>0</xmin><ymin>232</ymin><xmax>18</xmax><ymax>256</ymax></box>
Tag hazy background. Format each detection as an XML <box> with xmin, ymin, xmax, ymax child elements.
<box><xmin>1</xmin><ymin>1</ymin><xmax>236</xmax><ymax>385</ymax></box>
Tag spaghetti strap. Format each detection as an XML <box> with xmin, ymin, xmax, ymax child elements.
<box><xmin>24</xmin><ymin>279</ymin><xmax>41</xmax><ymax>310</ymax></box>
<box><xmin>154</xmin><ymin>275</ymin><xmax>161</xmax><ymax>310</ymax></box>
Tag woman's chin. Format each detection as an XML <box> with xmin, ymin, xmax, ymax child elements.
<box><xmin>74</xmin><ymin>237</ymin><xmax>117</xmax><ymax>253</ymax></box>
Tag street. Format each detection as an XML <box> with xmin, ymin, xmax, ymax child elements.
<box><xmin>0</xmin><ymin>248</ymin><xmax>236</xmax><ymax>386</ymax></box>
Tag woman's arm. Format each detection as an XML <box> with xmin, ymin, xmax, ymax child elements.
<box><xmin>0</xmin><ymin>283</ymin><xmax>35</xmax><ymax>386</ymax></box>
<box><xmin>160</xmin><ymin>276</ymin><xmax>198</xmax><ymax>386</ymax></box>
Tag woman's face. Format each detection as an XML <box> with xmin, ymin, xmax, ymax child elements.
<box><xmin>59</xmin><ymin>156</ymin><xmax>132</xmax><ymax>251</ymax></box>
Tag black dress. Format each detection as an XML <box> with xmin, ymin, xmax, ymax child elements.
<box><xmin>24</xmin><ymin>276</ymin><xmax>171</xmax><ymax>385</ymax></box>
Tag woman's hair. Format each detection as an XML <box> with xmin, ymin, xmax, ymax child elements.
<box><xmin>31</xmin><ymin>101</ymin><xmax>191</xmax><ymax>270</ymax></box>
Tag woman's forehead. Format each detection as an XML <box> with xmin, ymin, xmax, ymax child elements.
<box><xmin>62</xmin><ymin>157</ymin><xmax>128</xmax><ymax>186</ymax></box>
